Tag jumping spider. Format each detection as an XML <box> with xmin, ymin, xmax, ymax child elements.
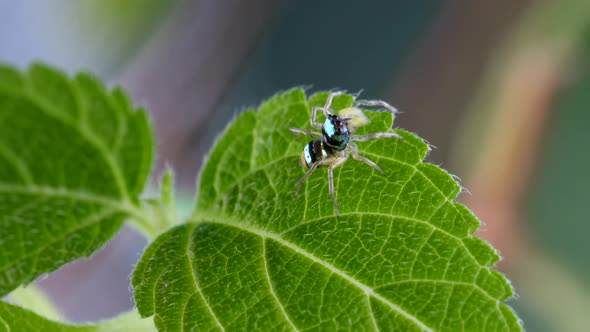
<box><xmin>289</xmin><ymin>91</ymin><xmax>402</xmax><ymax>216</ymax></box>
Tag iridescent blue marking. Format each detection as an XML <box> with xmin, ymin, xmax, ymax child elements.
<box><xmin>303</xmin><ymin>143</ymin><xmax>313</xmax><ymax>166</ymax></box>
<box><xmin>324</xmin><ymin>118</ymin><xmax>337</xmax><ymax>137</ymax></box>
<box><xmin>323</xmin><ymin>116</ymin><xmax>349</xmax><ymax>151</ymax></box>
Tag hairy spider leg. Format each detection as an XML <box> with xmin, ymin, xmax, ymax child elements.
<box><xmin>351</xmin><ymin>131</ymin><xmax>403</xmax><ymax>141</ymax></box>
<box><xmin>353</xmin><ymin>99</ymin><xmax>398</xmax><ymax>114</ymax></box>
<box><xmin>295</xmin><ymin>159</ymin><xmax>324</xmax><ymax>196</ymax></box>
<box><xmin>327</xmin><ymin>155</ymin><xmax>349</xmax><ymax>216</ymax></box>
<box><xmin>350</xmin><ymin>142</ymin><xmax>384</xmax><ymax>175</ymax></box>
<box><xmin>289</xmin><ymin>127</ymin><xmax>323</xmax><ymax>139</ymax></box>
<box><xmin>353</xmin><ymin>99</ymin><xmax>399</xmax><ymax>128</ymax></box>
<box><xmin>310</xmin><ymin>90</ymin><xmax>346</xmax><ymax>128</ymax></box>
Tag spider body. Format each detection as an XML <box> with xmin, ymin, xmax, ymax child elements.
<box><xmin>289</xmin><ymin>91</ymin><xmax>403</xmax><ymax>216</ymax></box>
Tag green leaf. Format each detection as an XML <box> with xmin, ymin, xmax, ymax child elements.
<box><xmin>0</xmin><ymin>64</ymin><xmax>154</xmax><ymax>296</ymax></box>
<box><xmin>0</xmin><ymin>301</ymin><xmax>93</xmax><ymax>332</ymax></box>
<box><xmin>133</xmin><ymin>89</ymin><xmax>521</xmax><ymax>331</ymax></box>
<box><xmin>0</xmin><ymin>301</ymin><xmax>155</xmax><ymax>332</ymax></box>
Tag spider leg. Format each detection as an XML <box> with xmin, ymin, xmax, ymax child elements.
<box><xmin>353</xmin><ymin>99</ymin><xmax>398</xmax><ymax>114</ymax></box>
<box><xmin>310</xmin><ymin>90</ymin><xmax>346</xmax><ymax>128</ymax></box>
<box><xmin>350</xmin><ymin>142</ymin><xmax>385</xmax><ymax>175</ymax></box>
<box><xmin>327</xmin><ymin>155</ymin><xmax>349</xmax><ymax>216</ymax></box>
<box><xmin>289</xmin><ymin>127</ymin><xmax>323</xmax><ymax>139</ymax></box>
<box><xmin>351</xmin><ymin>131</ymin><xmax>403</xmax><ymax>141</ymax></box>
<box><xmin>296</xmin><ymin>156</ymin><xmax>337</xmax><ymax>196</ymax></box>
<box><xmin>311</xmin><ymin>107</ymin><xmax>326</xmax><ymax>128</ymax></box>
<box><xmin>295</xmin><ymin>162</ymin><xmax>320</xmax><ymax>196</ymax></box>
<box><xmin>353</xmin><ymin>99</ymin><xmax>399</xmax><ymax>129</ymax></box>
<box><xmin>324</xmin><ymin>90</ymin><xmax>346</xmax><ymax>112</ymax></box>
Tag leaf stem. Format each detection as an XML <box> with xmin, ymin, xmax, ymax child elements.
<box><xmin>125</xmin><ymin>207</ymin><xmax>162</xmax><ymax>240</ymax></box>
<box><xmin>128</xmin><ymin>170</ymin><xmax>181</xmax><ymax>240</ymax></box>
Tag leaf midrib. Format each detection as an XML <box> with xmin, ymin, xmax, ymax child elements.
<box><xmin>0</xmin><ymin>184</ymin><xmax>144</xmax><ymax>221</ymax></box>
<box><xmin>190</xmin><ymin>215</ymin><xmax>435</xmax><ymax>332</ymax></box>
<box><xmin>196</xmin><ymin>132</ymin><xmax>501</xmax><ymax>329</ymax></box>
<box><xmin>0</xmin><ymin>83</ymin><xmax>130</xmax><ymax>201</ymax></box>
<box><xmin>204</xmin><ymin>149</ymin><xmax>484</xmax><ymax>272</ymax></box>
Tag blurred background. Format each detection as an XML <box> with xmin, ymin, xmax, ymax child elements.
<box><xmin>1</xmin><ymin>0</ymin><xmax>589</xmax><ymax>330</ymax></box>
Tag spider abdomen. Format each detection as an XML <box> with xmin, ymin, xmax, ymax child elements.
<box><xmin>300</xmin><ymin>139</ymin><xmax>332</xmax><ymax>168</ymax></box>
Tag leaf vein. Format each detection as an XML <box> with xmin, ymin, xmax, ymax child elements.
<box><xmin>20</xmin><ymin>87</ymin><xmax>130</xmax><ymax>201</ymax></box>
<box><xmin>0</xmin><ymin>141</ymin><xmax>34</xmax><ymax>184</ymax></box>
<box><xmin>280</xmin><ymin>212</ymin><xmax>483</xmax><ymax>270</ymax></box>
<box><xmin>185</xmin><ymin>227</ymin><xmax>225</xmax><ymax>332</ymax></box>
<box><xmin>261</xmin><ymin>238</ymin><xmax>299</xmax><ymax>331</ymax></box>
<box><xmin>366</xmin><ymin>296</ymin><xmax>379</xmax><ymax>332</ymax></box>
<box><xmin>0</xmin><ymin>207</ymin><xmax>119</xmax><ymax>273</ymax></box>
<box><xmin>0</xmin><ymin>184</ymin><xmax>145</xmax><ymax>222</ymax></box>
<box><xmin>365</xmin><ymin>151</ymin><xmax>456</xmax><ymax>202</ymax></box>
<box><xmin>0</xmin><ymin>314</ymin><xmax>9</xmax><ymax>332</ymax></box>
<box><xmin>202</xmin><ymin>219</ymin><xmax>434</xmax><ymax>332</ymax></box>
<box><xmin>377</xmin><ymin>279</ymin><xmax>497</xmax><ymax>304</ymax></box>
<box><xmin>408</xmin><ymin>228</ymin><xmax>435</xmax><ymax>280</ymax></box>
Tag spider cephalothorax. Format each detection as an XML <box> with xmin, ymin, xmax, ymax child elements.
<box><xmin>322</xmin><ymin>114</ymin><xmax>349</xmax><ymax>151</ymax></box>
